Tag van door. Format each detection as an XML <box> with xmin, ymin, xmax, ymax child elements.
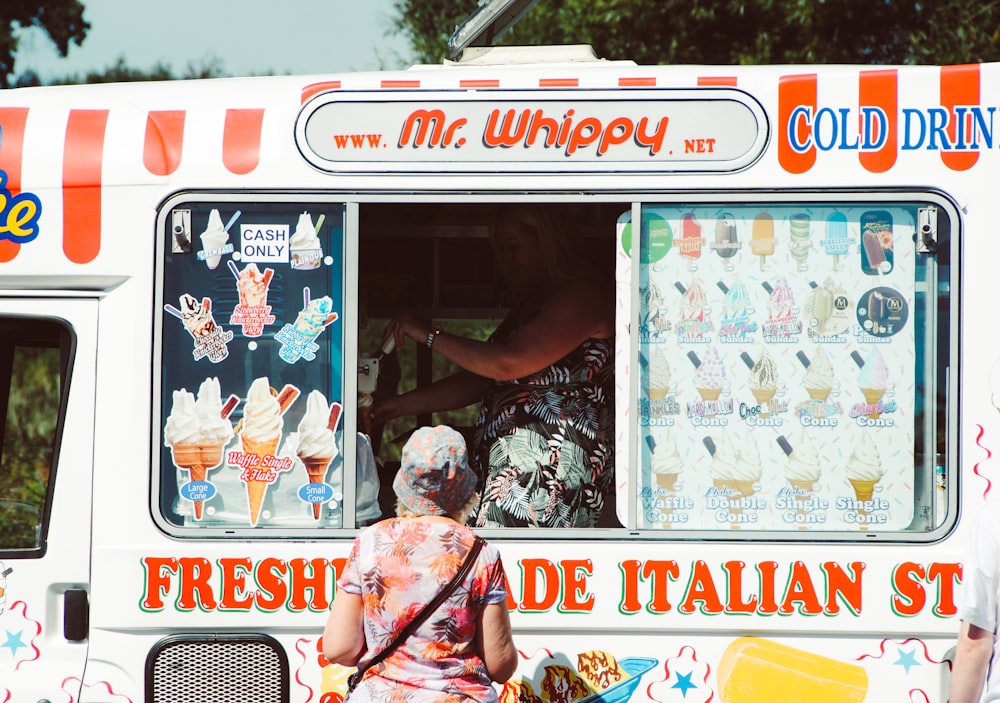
<box><xmin>0</xmin><ymin>298</ymin><xmax>96</xmax><ymax>700</ymax></box>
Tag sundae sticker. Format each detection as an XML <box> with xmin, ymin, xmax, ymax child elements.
<box><xmin>276</xmin><ymin>288</ymin><xmax>340</xmax><ymax>364</ymax></box>
<box><xmin>228</xmin><ymin>262</ymin><xmax>277</xmax><ymax>337</ymax></box>
<box><xmin>166</xmin><ymin>293</ymin><xmax>233</xmax><ymax>363</ymax></box>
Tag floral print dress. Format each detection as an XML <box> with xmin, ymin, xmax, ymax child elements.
<box><xmin>338</xmin><ymin>518</ymin><xmax>508</xmax><ymax>703</ymax></box>
<box><xmin>472</xmin><ymin>326</ymin><xmax>615</xmax><ymax>528</ymax></box>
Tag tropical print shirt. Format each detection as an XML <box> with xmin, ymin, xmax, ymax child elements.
<box><xmin>338</xmin><ymin>518</ymin><xmax>508</xmax><ymax>703</ymax></box>
<box><xmin>472</xmin><ymin>329</ymin><xmax>616</xmax><ymax>528</ymax></box>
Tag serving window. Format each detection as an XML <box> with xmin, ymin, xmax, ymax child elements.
<box><xmin>621</xmin><ymin>197</ymin><xmax>953</xmax><ymax>538</ymax></box>
<box><xmin>153</xmin><ymin>194</ymin><xmax>953</xmax><ymax>539</ymax></box>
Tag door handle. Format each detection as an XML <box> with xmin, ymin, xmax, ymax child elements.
<box><xmin>64</xmin><ymin>588</ymin><xmax>89</xmax><ymax>641</ymax></box>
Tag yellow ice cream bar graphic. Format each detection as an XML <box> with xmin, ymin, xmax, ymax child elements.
<box><xmin>718</xmin><ymin>637</ymin><xmax>867</xmax><ymax>703</ymax></box>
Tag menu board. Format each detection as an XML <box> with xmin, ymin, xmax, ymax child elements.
<box><xmin>621</xmin><ymin>204</ymin><xmax>916</xmax><ymax>532</ymax></box>
<box><xmin>157</xmin><ymin>201</ymin><xmax>376</xmax><ymax>529</ymax></box>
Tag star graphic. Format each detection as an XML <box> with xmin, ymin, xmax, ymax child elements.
<box><xmin>894</xmin><ymin>647</ymin><xmax>921</xmax><ymax>674</ymax></box>
<box><xmin>671</xmin><ymin>670</ymin><xmax>697</xmax><ymax>698</ymax></box>
<box><xmin>1</xmin><ymin>630</ymin><xmax>25</xmax><ymax>657</ymax></box>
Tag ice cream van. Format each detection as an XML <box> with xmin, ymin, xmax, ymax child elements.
<box><xmin>1</xmin><ymin>21</ymin><xmax>995</xmax><ymax>703</ymax></box>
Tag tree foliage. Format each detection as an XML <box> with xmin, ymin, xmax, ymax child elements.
<box><xmin>1</xmin><ymin>0</ymin><xmax>89</xmax><ymax>88</ymax></box>
<box><xmin>392</xmin><ymin>0</ymin><xmax>1000</xmax><ymax>67</ymax></box>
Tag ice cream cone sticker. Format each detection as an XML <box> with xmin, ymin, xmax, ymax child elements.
<box><xmin>228</xmin><ymin>261</ymin><xmax>277</xmax><ymax>336</ymax></box>
<box><xmin>232</xmin><ymin>378</ymin><xmax>300</xmax><ymax>526</ymax></box>
<box><xmin>295</xmin><ymin>392</ymin><xmax>342</xmax><ymax>519</ymax></box>
<box><xmin>844</xmin><ymin>430</ymin><xmax>885</xmax><ymax>530</ymax></box>
<box><xmin>777</xmin><ymin>432</ymin><xmax>824</xmax><ymax>530</ymax></box>
<box><xmin>852</xmin><ymin>349</ymin><xmax>891</xmax><ymax>419</ymax></box>
<box><xmin>741</xmin><ymin>348</ymin><xmax>779</xmax><ymax>418</ymax></box>
<box><xmin>276</xmin><ymin>288</ymin><xmax>340</xmax><ymax>364</ymax></box>
<box><xmin>705</xmin><ymin>433</ymin><xmax>761</xmax><ymax>529</ymax></box>
<box><xmin>164</xmin><ymin>377</ymin><xmax>238</xmax><ymax>520</ymax></box>
<box><xmin>166</xmin><ymin>293</ymin><xmax>233</xmax><ymax>363</ymax></box>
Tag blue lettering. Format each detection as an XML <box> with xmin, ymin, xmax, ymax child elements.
<box><xmin>902</xmin><ymin>108</ymin><xmax>926</xmax><ymax>150</ymax></box>
<box><xmin>860</xmin><ymin>107</ymin><xmax>888</xmax><ymax>149</ymax></box>
<box><xmin>788</xmin><ymin>105</ymin><xmax>813</xmax><ymax>153</ymax></box>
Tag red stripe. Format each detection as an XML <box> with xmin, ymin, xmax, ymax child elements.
<box><xmin>381</xmin><ymin>80</ymin><xmax>420</xmax><ymax>88</ymax></box>
<box><xmin>858</xmin><ymin>69</ymin><xmax>897</xmax><ymax>173</ymax></box>
<box><xmin>619</xmin><ymin>77</ymin><xmax>656</xmax><ymax>87</ymax></box>
<box><xmin>302</xmin><ymin>81</ymin><xmax>341</xmax><ymax>103</ymax></box>
<box><xmin>0</xmin><ymin>107</ymin><xmax>28</xmax><ymax>262</ymax></box>
<box><xmin>63</xmin><ymin>110</ymin><xmax>108</xmax><ymax>264</ymax></box>
<box><xmin>778</xmin><ymin>73</ymin><xmax>817</xmax><ymax>174</ymax></box>
<box><xmin>539</xmin><ymin>78</ymin><xmax>578</xmax><ymax>87</ymax></box>
<box><xmin>697</xmin><ymin>76</ymin><xmax>737</xmax><ymax>87</ymax></box>
<box><xmin>143</xmin><ymin>110</ymin><xmax>185</xmax><ymax>176</ymax></box>
<box><xmin>941</xmin><ymin>64</ymin><xmax>980</xmax><ymax>171</ymax></box>
<box><xmin>222</xmin><ymin>109</ymin><xmax>264</xmax><ymax>175</ymax></box>
<box><xmin>460</xmin><ymin>79</ymin><xmax>500</xmax><ymax>88</ymax></box>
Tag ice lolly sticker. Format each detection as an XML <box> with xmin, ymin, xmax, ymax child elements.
<box><xmin>860</xmin><ymin>210</ymin><xmax>894</xmax><ymax>275</ymax></box>
<box><xmin>275</xmin><ymin>288</ymin><xmax>340</xmax><ymax>363</ymax></box>
<box><xmin>805</xmin><ymin>278</ymin><xmax>852</xmax><ymax>339</ymax></box>
<box><xmin>290</xmin><ymin>211</ymin><xmax>325</xmax><ymax>270</ymax></box>
<box><xmin>713</xmin><ymin>212</ymin><xmax>740</xmax><ymax>270</ymax></box>
<box><xmin>295</xmin><ymin>392</ymin><xmax>342</xmax><ymax>519</ymax></box>
<box><xmin>197</xmin><ymin>208</ymin><xmax>239</xmax><ymax>269</ymax></box>
<box><xmin>822</xmin><ymin>211</ymin><xmax>851</xmax><ymax>270</ymax></box>
<box><xmin>679</xmin><ymin>212</ymin><xmax>704</xmax><ymax>271</ymax></box>
<box><xmin>751</xmin><ymin>212</ymin><xmax>775</xmax><ymax>271</ymax></box>
<box><xmin>232</xmin><ymin>379</ymin><xmax>300</xmax><ymax>526</ymax></box>
<box><xmin>857</xmin><ymin>286</ymin><xmax>908</xmax><ymax>338</ymax></box>
<box><xmin>164</xmin><ymin>378</ymin><xmax>238</xmax><ymax>520</ymax></box>
<box><xmin>166</xmin><ymin>293</ymin><xmax>233</xmax><ymax>362</ymax></box>
<box><xmin>228</xmin><ymin>261</ymin><xmax>277</xmax><ymax>337</ymax></box>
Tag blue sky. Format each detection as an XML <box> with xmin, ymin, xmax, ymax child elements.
<box><xmin>13</xmin><ymin>0</ymin><xmax>414</xmax><ymax>80</ymax></box>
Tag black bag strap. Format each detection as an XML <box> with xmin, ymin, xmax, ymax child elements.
<box><xmin>352</xmin><ymin>536</ymin><xmax>485</xmax><ymax>684</ymax></box>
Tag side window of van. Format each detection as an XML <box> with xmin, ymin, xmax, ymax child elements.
<box><xmin>0</xmin><ymin>318</ymin><xmax>66</xmax><ymax>552</ymax></box>
<box><xmin>627</xmin><ymin>199</ymin><xmax>952</xmax><ymax>537</ymax></box>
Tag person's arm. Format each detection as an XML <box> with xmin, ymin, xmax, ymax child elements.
<box><xmin>372</xmin><ymin>370</ymin><xmax>490</xmax><ymax>424</ymax></box>
<box><xmin>475</xmin><ymin>601</ymin><xmax>518</xmax><ymax>683</ymax></box>
<box><xmin>949</xmin><ymin>620</ymin><xmax>995</xmax><ymax>703</ymax></box>
<box><xmin>322</xmin><ymin>587</ymin><xmax>367</xmax><ymax>667</ymax></box>
<box><xmin>392</xmin><ymin>277</ymin><xmax>614</xmax><ymax>382</ymax></box>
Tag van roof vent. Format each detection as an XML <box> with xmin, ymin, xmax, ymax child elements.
<box><xmin>448</xmin><ymin>0</ymin><xmax>540</xmax><ymax>59</ymax></box>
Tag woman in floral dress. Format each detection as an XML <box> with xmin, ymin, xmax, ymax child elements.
<box><xmin>323</xmin><ymin>425</ymin><xmax>517</xmax><ymax>702</ymax></box>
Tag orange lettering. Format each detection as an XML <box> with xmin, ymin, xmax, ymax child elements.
<box><xmin>218</xmin><ymin>557</ymin><xmax>254</xmax><ymax>610</ymax></box>
<box><xmin>519</xmin><ymin>559</ymin><xmax>560</xmax><ymax>612</ymax></box>
<box><xmin>559</xmin><ymin>559</ymin><xmax>594</xmax><ymax>612</ymax></box>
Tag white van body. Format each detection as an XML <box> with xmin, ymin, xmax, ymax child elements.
<box><xmin>0</xmin><ymin>50</ymin><xmax>979</xmax><ymax>701</ymax></box>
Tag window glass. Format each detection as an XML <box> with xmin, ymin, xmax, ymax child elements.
<box><xmin>156</xmin><ymin>200</ymin><xmax>357</xmax><ymax>531</ymax></box>
<box><xmin>623</xmin><ymin>200</ymin><xmax>950</xmax><ymax>536</ymax></box>
<box><xmin>0</xmin><ymin>318</ymin><xmax>66</xmax><ymax>552</ymax></box>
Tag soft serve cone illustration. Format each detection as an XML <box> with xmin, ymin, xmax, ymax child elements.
<box><xmin>778</xmin><ymin>431</ymin><xmax>822</xmax><ymax>529</ymax></box>
<box><xmin>741</xmin><ymin>347</ymin><xmax>778</xmax><ymax>416</ymax></box>
<box><xmin>239</xmin><ymin>377</ymin><xmax>299</xmax><ymax>526</ymax></box>
<box><xmin>296</xmin><ymin>391</ymin><xmax>341</xmax><ymax>520</ymax></box>
<box><xmin>854</xmin><ymin>348</ymin><xmax>889</xmax><ymax>418</ymax></box>
<box><xmin>845</xmin><ymin>430</ymin><xmax>884</xmax><ymax>529</ymax></box>
<box><xmin>706</xmin><ymin>432</ymin><xmax>760</xmax><ymax>528</ymax></box>
<box><xmin>164</xmin><ymin>378</ymin><xmax>237</xmax><ymax>520</ymax></box>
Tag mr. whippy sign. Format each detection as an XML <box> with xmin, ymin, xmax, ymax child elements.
<box><xmin>295</xmin><ymin>89</ymin><xmax>768</xmax><ymax>174</ymax></box>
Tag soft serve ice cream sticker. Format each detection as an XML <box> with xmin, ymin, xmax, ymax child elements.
<box><xmin>230</xmin><ymin>378</ymin><xmax>300</xmax><ymax>526</ymax></box>
<box><xmin>276</xmin><ymin>288</ymin><xmax>340</xmax><ymax>364</ymax></box>
<box><xmin>290</xmin><ymin>211</ymin><xmax>325</xmax><ymax>270</ymax></box>
<box><xmin>164</xmin><ymin>377</ymin><xmax>239</xmax><ymax>520</ymax></box>
<box><xmin>290</xmin><ymin>391</ymin><xmax>343</xmax><ymax>519</ymax></box>
<box><xmin>197</xmin><ymin>208</ymin><xmax>239</xmax><ymax>269</ymax></box>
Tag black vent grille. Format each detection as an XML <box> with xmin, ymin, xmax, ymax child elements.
<box><xmin>146</xmin><ymin>634</ymin><xmax>289</xmax><ymax>703</ymax></box>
